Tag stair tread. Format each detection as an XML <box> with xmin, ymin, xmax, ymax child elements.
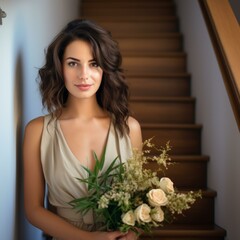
<box><xmin>87</xmin><ymin>16</ymin><xmax>178</xmax><ymax>23</ymax></box>
<box><xmin>122</xmin><ymin>51</ymin><xmax>183</xmax><ymax>57</ymax></box>
<box><xmin>146</xmin><ymin>154</ymin><xmax>209</xmax><ymax>162</ymax></box>
<box><xmin>93</xmin><ymin>15</ymin><xmax>178</xmax><ymax>20</ymax></box>
<box><xmin>84</xmin><ymin>0</ymin><xmax>174</xmax><ymax>2</ymax></box>
<box><xmin>85</xmin><ymin>2</ymin><xmax>176</xmax><ymax>9</ymax></box>
<box><xmin>175</xmin><ymin>188</ymin><xmax>216</xmax><ymax>195</ymax></box>
<box><xmin>170</xmin><ymin>155</ymin><xmax>209</xmax><ymax>161</ymax></box>
<box><xmin>142</xmin><ymin>224</ymin><xmax>226</xmax><ymax>237</ymax></box>
<box><xmin>127</xmin><ymin>73</ymin><xmax>191</xmax><ymax>78</ymax></box>
<box><xmin>127</xmin><ymin>72</ymin><xmax>188</xmax><ymax>77</ymax></box>
<box><xmin>84</xmin><ymin>5</ymin><xmax>175</xmax><ymax>9</ymax></box>
<box><xmin>131</xmin><ymin>96</ymin><xmax>195</xmax><ymax>102</ymax></box>
<box><xmin>117</xmin><ymin>33</ymin><xmax>182</xmax><ymax>39</ymax></box>
<box><xmin>123</xmin><ymin>52</ymin><xmax>186</xmax><ymax>58</ymax></box>
<box><xmin>84</xmin><ymin>0</ymin><xmax>175</xmax><ymax>6</ymax></box>
<box><xmin>141</xmin><ymin>123</ymin><xmax>202</xmax><ymax>129</ymax></box>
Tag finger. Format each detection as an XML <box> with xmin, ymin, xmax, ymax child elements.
<box><xmin>112</xmin><ymin>231</ymin><xmax>127</xmax><ymax>239</ymax></box>
<box><xmin>117</xmin><ymin>236</ymin><xmax>127</xmax><ymax>240</ymax></box>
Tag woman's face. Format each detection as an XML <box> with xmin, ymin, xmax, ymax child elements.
<box><xmin>62</xmin><ymin>39</ymin><xmax>103</xmax><ymax>101</ymax></box>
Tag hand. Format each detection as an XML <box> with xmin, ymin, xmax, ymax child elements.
<box><xmin>89</xmin><ymin>230</ymin><xmax>127</xmax><ymax>240</ymax></box>
<box><xmin>117</xmin><ymin>230</ymin><xmax>139</xmax><ymax>240</ymax></box>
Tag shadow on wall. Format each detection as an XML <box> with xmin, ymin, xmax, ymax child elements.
<box><xmin>14</xmin><ymin>52</ymin><xmax>24</xmax><ymax>240</ymax></box>
<box><xmin>229</xmin><ymin>0</ymin><xmax>240</xmax><ymax>23</ymax></box>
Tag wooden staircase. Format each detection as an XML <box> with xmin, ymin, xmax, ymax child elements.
<box><xmin>81</xmin><ymin>0</ymin><xmax>227</xmax><ymax>239</ymax></box>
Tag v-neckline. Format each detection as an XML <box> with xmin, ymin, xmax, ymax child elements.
<box><xmin>56</xmin><ymin>118</ymin><xmax>112</xmax><ymax>168</ymax></box>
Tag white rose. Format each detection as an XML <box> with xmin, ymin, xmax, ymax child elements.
<box><xmin>134</xmin><ymin>204</ymin><xmax>152</xmax><ymax>223</ymax></box>
<box><xmin>151</xmin><ymin>207</ymin><xmax>164</xmax><ymax>222</ymax></box>
<box><xmin>160</xmin><ymin>177</ymin><xmax>174</xmax><ymax>194</ymax></box>
<box><xmin>147</xmin><ymin>189</ymin><xmax>168</xmax><ymax>207</ymax></box>
<box><xmin>122</xmin><ymin>210</ymin><xmax>136</xmax><ymax>226</ymax></box>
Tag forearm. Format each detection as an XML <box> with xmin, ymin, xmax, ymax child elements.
<box><xmin>26</xmin><ymin>207</ymin><xmax>89</xmax><ymax>240</ymax></box>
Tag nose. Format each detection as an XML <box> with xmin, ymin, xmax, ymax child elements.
<box><xmin>77</xmin><ymin>65</ymin><xmax>89</xmax><ymax>80</ymax></box>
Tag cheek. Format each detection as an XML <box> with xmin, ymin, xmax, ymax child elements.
<box><xmin>93</xmin><ymin>70</ymin><xmax>103</xmax><ymax>83</ymax></box>
<box><xmin>62</xmin><ymin>66</ymin><xmax>68</xmax><ymax>82</ymax></box>
<box><xmin>63</xmin><ymin>68</ymin><xmax>75</xmax><ymax>83</ymax></box>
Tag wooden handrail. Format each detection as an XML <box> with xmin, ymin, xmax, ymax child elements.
<box><xmin>199</xmin><ymin>0</ymin><xmax>240</xmax><ymax>131</ymax></box>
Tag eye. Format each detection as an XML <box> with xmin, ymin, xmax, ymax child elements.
<box><xmin>90</xmin><ymin>62</ymin><xmax>99</xmax><ymax>68</ymax></box>
<box><xmin>67</xmin><ymin>61</ymin><xmax>78</xmax><ymax>67</ymax></box>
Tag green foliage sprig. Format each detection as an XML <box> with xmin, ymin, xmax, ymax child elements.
<box><xmin>69</xmin><ymin>138</ymin><xmax>202</xmax><ymax>234</ymax></box>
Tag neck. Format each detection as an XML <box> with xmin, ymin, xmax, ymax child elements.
<box><xmin>62</xmin><ymin>95</ymin><xmax>105</xmax><ymax>120</ymax></box>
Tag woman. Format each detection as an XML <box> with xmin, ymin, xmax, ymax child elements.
<box><xmin>23</xmin><ymin>19</ymin><xmax>142</xmax><ymax>240</ymax></box>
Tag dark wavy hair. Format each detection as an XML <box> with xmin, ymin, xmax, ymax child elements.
<box><xmin>39</xmin><ymin>19</ymin><xmax>130</xmax><ymax>136</ymax></box>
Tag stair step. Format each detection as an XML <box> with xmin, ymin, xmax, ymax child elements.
<box><xmin>82</xmin><ymin>7</ymin><xmax>175</xmax><ymax>18</ymax></box>
<box><xmin>82</xmin><ymin>0</ymin><xmax>177</xmax><ymax>22</ymax></box>
<box><xmin>118</xmin><ymin>35</ymin><xmax>183</xmax><ymax>54</ymax></box>
<box><xmin>123</xmin><ymin>51</ymin><xmax>185</xmax><ymax>57</ymax></box>
<box><xmin>128</xmin><ymin>189</ymin><xmax>215</xmax><ymax>226</ymax></box>
<box><xmin>130</xmin><ymin>97</ymin><xmax>195</xmax><ymax>124</ymax></box>
<box><xmin>128</xmin><ymin>74</ymin><xmax>191</xmax><ymax>97</ymax></box>
<box><xmin>172</xmin><ymin>189</ymin><xmax>215</xmax><ymax>225</ymax></box>
<box><xmin>82</xmin><ymin>0</ymin><xmax>173</xmax><ymax>2</ymax></box>
<box><xmin>99</xmin><ymin>20</ymin><xmax>179</xmax><ymax>38</ymax></box>
<box><xmin>82</xmin><ymin>0</ymin><xmax>175</xmax><ymax>9</ymax></box>
<box><xmin>123</xmin><ymin>54</ymin><xmax>187</xmax><ymax>75</ymax></box>
<box><xmin>145</xmin><ymin>155</ymin><xmax>209</xmax><ymax>188</ymax></box>
<box><xmin>85</xmin><ymin>14</ymin><xmax>177</xmax><ymax>22</ymax></box>
<box><xmin>140</xmin><ymin>225</ymin><xmax>226</xmax><ymax>240</ymax></box>
<box><xmin>141</xmin><ymin>124</ymin><xmax>202</xmax><ymax>155</ymax></box>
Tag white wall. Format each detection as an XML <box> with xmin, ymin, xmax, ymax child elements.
<box><xmin>0</xmin><ymin>0</ymin><xmax>81</xmax><ymax>239</ymax></box>
<box><xmin>175</xmin><ymin>1</ymin><xmax>240</xmax><ymax>240</ymax></box>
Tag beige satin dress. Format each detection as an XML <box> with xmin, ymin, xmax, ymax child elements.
<box><xmin>41</xmin><ymin>114</ymin><xmax>132</xmax><ymax>239</ymax></box>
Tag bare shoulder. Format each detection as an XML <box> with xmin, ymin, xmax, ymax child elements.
<box><xmin>127</xmin><ymin>116</ymin><xmax>141</xmax><ymax>133</ymax></box>
<box><xmin>24</xmin><ymin>116</ymin><xmax>44</xmax><ymax>138</ymax></box>
<box><xmin>127</xmin><ymin>116</ymin><xmax>143</xmax><ymax>150</ymax></box>
<box><xmin>23</xmin><ymin>116</ymin><xmax>45</xmax><ymax>166</ymax></box>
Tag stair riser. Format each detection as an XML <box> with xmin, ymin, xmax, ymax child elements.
<box><xmin>140</xmin><ymin>224</ymin><xmax>226</xmax><ymax>240</ymax></box>
<box><xmin>130</xmin><ymin>101</ymin><xmax>195</xmax><ymax>124</ymax></box>
<box><xmin>137</xmin><ymin>195</ymin><xmax>214</xmax><ymax>226</ymax></box>
<box><xmin>145</xmin><ymin>161</ymin><xmax>207</xmax><ymax>188</ymax></box>
<box><xmin>141</xmin><ymin>236</ymin><xmax>225</xmax><ymax>240</ymax></box>
<box><xmin>119</xmin><ymin>37</ymin><xmax>182</xmax><ymax>53</ymax></box>
<box><xmin>84</xmin><ymin>15</ymin><xmax>178</xmax><ymax>22</ymax></box>
<box><xmin>142</xmin><ymin>127</ymin><xmax>201</xmax><ymax>155</ymax></box>
<box><xmin>82</xmin><ymin>0</ymin><xmax>173</xmax><ymax>2</ymax></box>
<box><xmin>101</xmin><ymin>22</ymin><xmax>179</xmax><ymax>37</ymax></box>
<box><xmin>123</xmin><ymin>56</ymin><xmax>186</xmax><ymax>75</ymax></box>
<box><xmin>82</xmin><ymin>8</ymin><xmax>176</xmax><ymax>17</ymax></box>
<box><xmin>128</xmin><ymin>77</ymin><xmax>191</xmax><ymax>97</ymax></box>
<box><xmin>82</xmin><ymin>0</ymin><xmax>175</xmax><ymax>9</ymax></box>
<box><xmin>173</xmin><ymin>196</ymin><xmax>214</xmax><ymax>225</ymax></box>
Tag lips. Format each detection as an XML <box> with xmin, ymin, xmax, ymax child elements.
<box><xmin>75</xmin><ymin>84</ymin><xmax>93</xmax><ymax>91</ymax></box>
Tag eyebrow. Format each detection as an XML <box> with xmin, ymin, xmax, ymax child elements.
<box><xmin>66</xmin><ymin>57</ymin><xmax>80</xmax><ymax>62</ymax></box>
<box><xmin>66</xmin><ymin>57</ymin><xmax>96</xmax><ymax>62</ymax></box>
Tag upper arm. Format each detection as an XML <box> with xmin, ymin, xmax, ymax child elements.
<box><xmin>23</xmin><ymin>116</ymin><xmax>45</xmax><ymax>219</ymax></box>
<box><xmin>127</xmin><ymin>116</ymin><xmax>143</xmax><ymax>151</ymax></box>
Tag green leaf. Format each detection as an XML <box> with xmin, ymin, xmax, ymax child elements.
<box><xmin>93</xmin><ymin>151</ymin><xmax>100</xmax><ymax>176</ymax></box>
<box><xmin>92</xmin><ymin>147</ymin><xmax>106</xmax><ymax>175</ymax></box>
<box><xmin>99</xmin><ymin>147</ymin><xmax>106</xmax><ymax>171</ymax></box>
<box><xmin>98</xmin><ymin>158</ymin><xmax>118</xmax><ymax>183</ymax></box>
<box><xmin>81</xmin><ymin>165</ymin><xmax>92</xmax><ymax>176</ymax></box>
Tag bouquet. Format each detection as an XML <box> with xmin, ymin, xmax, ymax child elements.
<box><xmin>69</xmin><ymin>138</ymin><xmax>201</xmax><ymax>234</ymax></box>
